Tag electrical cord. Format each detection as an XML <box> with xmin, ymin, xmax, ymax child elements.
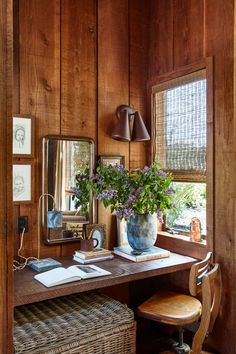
<box><xmin>13</xmin><ymin>227</ymin><xmax>38</xmax><ymax>271</ymax></box>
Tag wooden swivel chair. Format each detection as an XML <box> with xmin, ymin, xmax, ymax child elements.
<box><xmin>137</xmin><ymin>252</ymin><xmax>221</xmax><ymax>354</ymax></box>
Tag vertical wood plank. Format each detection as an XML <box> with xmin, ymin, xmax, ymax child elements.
<box><xmin>173</xmin><ymin>0</ymin><xmax>204</xmax><ymax>68</ymax></box>
<box><xmin>129</xmin><ymin>0</ymin><xmax>148</xmax><ymax>169</ymax></box>
<box><xmin>19</xmin><ymin>0</ymin><xmax>61</xmax><ymax>259</ymax></box>
<box><xmin>61</xmin><ymin>0</ymin><xmax>97</xmax><ymax>139</ymax></box>
<box><xmin>0</xmin><ymin>0</ymin><xmax>13</xmax><ymax>352</ymax></box>
<box><xmin>13</xmin><ymin>0</ymin><xmax>19</xmax><ymax>113</ymax></box>
<box><xmin>60</xmin><ymin>0</ymin><xmax>97</xmax><ymax>256</ymax></box>
<box><xmin>98</xmin><ymin>0</ymin><xmax>129</xmax><ymax>248</ymax></box>
<box><xmin>148</xmin><ymin>0</ymin><xmax>174</xmax><ymax>78</ymax></box>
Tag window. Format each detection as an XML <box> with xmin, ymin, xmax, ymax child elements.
<box><xmin>152</xmin><ymin>69</ymin><xmax>207</xmax><ymax>238</ymax></box>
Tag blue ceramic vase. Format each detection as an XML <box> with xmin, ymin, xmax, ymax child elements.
<box><xmin>127</xmin><ymin>213</ymin><xmax>157</xmax><ymax>253</ymax></box>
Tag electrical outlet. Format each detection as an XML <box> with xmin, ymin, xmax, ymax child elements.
<box><xmin>17</xmin><ymin>216</ymin><xmax>28</xmax><ymax>233</ymax></box>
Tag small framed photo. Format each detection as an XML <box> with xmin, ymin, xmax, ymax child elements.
<box><xmin>117</xmin><ymin>217</ymin><xmax>129</xmax><ymax>246</ymax></box>
<box><xmin>13</xmin><ymin>114</ymin><xmax>34</xmax><ymax>157</ymax></box>
<box><xmin>84</xmin><ymin>224</ymin><xmax>106</xmax><ymax>248</ymax></box>
<box><xmin>99</xmin><ymin>155</ymin><xmax>125</xmax><ymax>167</ymax></box>
<box><xmin>13</xmin><ymin>162</ymin><xmax>34</xmax><ymax>204</ymax></box>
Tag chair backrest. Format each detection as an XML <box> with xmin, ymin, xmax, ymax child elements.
<box><xmin>188</xmin><ymin>252</ymin><xmax>222</xmax><ymax>353</ymax></box>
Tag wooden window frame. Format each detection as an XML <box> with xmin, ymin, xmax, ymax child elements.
<box><xmin>148</xmin><ymin>58</ymin><xmax>214</xmax><ymax>259</ymax></box>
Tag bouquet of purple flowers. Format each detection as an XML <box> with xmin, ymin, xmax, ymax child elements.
<box><xmin>72</xmin><ymin>160</ymin><xmax>174</xmax><ymax>223</ymax></box>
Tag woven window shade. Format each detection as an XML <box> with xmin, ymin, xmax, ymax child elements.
<box><xmin>152</xmin><ymin>70</ymin><xmax>206</xmax><ymax>182</ymax></box>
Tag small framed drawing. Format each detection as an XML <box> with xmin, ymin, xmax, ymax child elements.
<box><xmin>84</xmin><ymin>224</ymin><xmax>106</xmax><ymax>248</ymax></box>
<box><xmin>13</xmin><ymin>162</ymin><xmax>34</xmax><ymax>204</ymax></box>
<box><xmin>13</xmin><ymin>114</ymin><xmax>34</xmax><ymax>157</ymax></box>
<box><xmin>116</xmin><ymin>217</ymin><xmax>129</xmax><ymax>246</ymax></box>
<box><xmin>99</xmin><ymin>155</ymin><xmax>125</xmax><ymax>167</ymax></box>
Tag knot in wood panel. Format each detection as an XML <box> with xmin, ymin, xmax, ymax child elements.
<box><xmin>42</xmin><ymin>79</ymin><xmax>52</xmax><ymax>92</ymax></box>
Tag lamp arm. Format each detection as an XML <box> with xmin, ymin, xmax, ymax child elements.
<box><xmin>37</xmin><ymin>193</ymin><xmax>57</xmax><ymax>259</ymax></box>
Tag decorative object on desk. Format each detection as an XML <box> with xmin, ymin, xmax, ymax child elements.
<box><xmin>40</xmin><ymin>193</ymin><xmax>63</xmax><ymax>229</ymax></box>
<box><xmin>34</xmin><ymin>264</ymin><xmax>112</xmax><ymax>287</ymax></box>
<box><xmin>13</xmin><ymin>162</ymin><xmax>33</xmax><ymax>204</ymax></box>
<box><xmin>84</xmin><ymin>223</ymin><xmax>106</xmax><ymax>248</ymax></box>
<box><xmin>117</xmin><ymin>216</ymin><xmax>129</xmax><ymax>246</ymax></box>
<box><xmin>91</xmin><ymin>160</ymin><xmax>174</xmax><ymax>252</ymax></box>
<box><xmin>113</xmin><ymin>245</ymin><xmax>170</xmax><ymax>262</ymax></box>
<box><xmin>28</xmin><ymin>258</ymin><xmax>62</xmax><ymax>272</ymax></box>
<box><xmin>36</xmin><ymin>193</ymin><xmax>62</xmax><ymax>263</ymax></box>
<box><xmin>72</xmin><ymin>160</ymin><xmax>174</xmax><ymax>252</ymax></box>
<box><xmin>126</xmin><ymin>213</ymin><xmax>157</xmax><ymax>252</ymax></box>
<box><xmin>190</xmin><ymin>217</ymin><xmax>202</xmax><ymax>242</ymax></box>
<box><xmin>13</xmin><ymin>114</ymin><xmax>34</xmax><ymax>157</ymax></box>
<box><xmin>47</xmin><ymin>210</ymin><xmax>63</xmax><ymax>229</ymax></box>
<box><xmin>73</xmin><ymin>248</ymin><xmax>114</xmax><ymax>264</ymax></box>
<box><xmin>80</xmin><ymin>238</ymin><xmax>99</xmax><ymax>252</ymax></box>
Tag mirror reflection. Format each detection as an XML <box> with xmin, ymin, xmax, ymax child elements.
<box><xmin>42</xmin><ymin>136</ymin><xmax>95</xmax><ymax>244</ymax></box>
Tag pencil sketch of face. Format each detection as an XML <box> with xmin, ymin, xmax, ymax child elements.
<box><xmin>14</xmin><ymin>125</ymin><xmax>25</xmax><ymax>148</ymax></box>
<box><xmin>13</xmin><ymin>175</ymin><xmax>25</xmax><ymax>197</ymax></box>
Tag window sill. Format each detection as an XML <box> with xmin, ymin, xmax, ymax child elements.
<box><xmin>156</xmin><ymin>231</ymin><xmax>207</xmax><ymax>259</ymax></box>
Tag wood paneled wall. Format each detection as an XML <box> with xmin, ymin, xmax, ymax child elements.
<box><xmin>148</xmin><ymin>1</ymin><xmax>235</xmax><ymax>353</ymax></box>
<box><xmin>13</xmin><ymin>0</ymin><xmax>148</xmax><ymax>256</ymax></box>
<box><xmin>10</xmin><ymin>1</ymin><xmax>236</xmax><ymax>353</ymax></box>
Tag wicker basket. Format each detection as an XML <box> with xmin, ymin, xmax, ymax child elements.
<box><xmin>14</xmin><ymin>292</ymin><xmax>136</xmax><ymax>354</ymax></box>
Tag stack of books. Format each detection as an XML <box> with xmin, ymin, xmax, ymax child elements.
<box><xmin>113</xmin><ymin>245</ymin><xmax>170</xmax><ymax>262</ymax></box>
<box><xmin>28</xmin><ymin>258</ymin><xmax>62</xmax><ymax>272</ymax></box>
<box><xmin>73</xmin><ymin>248</ymin><xmax>114</xmax><ymax>264</ymax></box>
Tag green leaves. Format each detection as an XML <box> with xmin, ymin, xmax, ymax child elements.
<box><xmin>73</xmin><ymin>160</ymin><xmax>174</xmax><ymax>221</ymax></box>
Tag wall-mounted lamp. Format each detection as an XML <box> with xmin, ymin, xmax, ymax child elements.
<box><xmin>111</xmin><ymin>105</ymin><xmax>150</xmax><ymax>142</ymax></box>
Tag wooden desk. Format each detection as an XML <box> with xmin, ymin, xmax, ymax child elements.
<box><xmin>14</xmin><ymin>253</ymin><xmax>196</xmax><ymax>307</ymax></box>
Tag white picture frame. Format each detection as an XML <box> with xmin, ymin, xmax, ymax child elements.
<box><xmin>13</xmin><ymin>115</ymin><xmax>34</xmax><ymax>157</ymax></box>
<box><xmin>13</xmin><ymin>163</ymin><xmax>33</xmax><ymax>203</ymax></box>
<box><xmin>84</xmin><ymin>224</ymin><xmax>106</xmax><ymax>248</ymax></box>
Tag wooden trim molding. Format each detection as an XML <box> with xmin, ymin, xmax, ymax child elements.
<box><xmin>0</xmin><ymin>0</ymin><xmax>13</xmax><ymax>353</ymax></box>
<box><xmin>157</xmin><ymin>232</ymin><xmax>207</xmax><ymax>260</ymax></box>
<box><xmin>148</xmin><ymin>58</ymin><xmax>214</xmax><ymax>258</ymax></box>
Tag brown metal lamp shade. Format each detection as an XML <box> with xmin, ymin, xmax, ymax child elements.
<box><xmin>132</xmin><ymin>111</ymin><xmax>150</xmax><ymax>141</ymax></box>
<box><xmin>112</xmin><ymin>105</ymin><xmax>150</xmax><ymax>142</ymax></box>
<box><xmin>111</xmin><ymin>106</ymin><xmax>132</xmax><ymax>141</ymax></box>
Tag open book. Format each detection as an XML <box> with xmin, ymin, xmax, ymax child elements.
<box><xmin>34</xmin><ymin>265</ymin><xmax>111</xmax><ymax>287</ymax></box>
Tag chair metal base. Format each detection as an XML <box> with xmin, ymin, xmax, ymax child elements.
<box><xmin>172</xmin><ymin>341</ymin><xmax>191</xmax><ymax>354</ymax></box>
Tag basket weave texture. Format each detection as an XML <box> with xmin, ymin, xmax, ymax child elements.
<box><xmin>14</xmin><ymin>292</ymin><xmax>136</xmax><ymax>354</ymax></box>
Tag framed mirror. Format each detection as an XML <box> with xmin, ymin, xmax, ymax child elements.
<box><xmin>42</xmin><ymin>136</ymin><xmax>95</xmax><ymax>244</ymax></box>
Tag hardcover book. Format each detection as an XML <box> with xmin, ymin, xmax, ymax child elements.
<box><xmin>34</xmin><ymin>264</ymin><xmax>111</xmax><ymax>287</ymax></box>
<box><xmin>73</xmin><ymin>254</ymin><xmax>114</xmax><ymax>264</ymax></box>
<box><xmin>28</xmin><ymin>258</ymin><xmax>62</xmax><ymax>272</ymax></box>
<box><xmin>113</xmin><ymin>246</ymin><xmax>170</xmax><ymax>262</ymax></box>
<box><xmin>74</xmin><ymin>248</ymin><xmax>112</xmax><ymax>259</ymax></box>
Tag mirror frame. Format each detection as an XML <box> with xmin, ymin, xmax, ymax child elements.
<box><xmin>42</xmin><ymin>135</ymin><xmax>95</xmax><ymax>244</ymax></box>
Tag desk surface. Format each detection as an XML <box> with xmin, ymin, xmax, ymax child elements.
<box><xmin>14</xmin><ymin>253</ymin><xmax>196</xmax><ymax>307</ymax></box>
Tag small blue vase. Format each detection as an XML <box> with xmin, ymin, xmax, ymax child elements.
<box><xmin>127</xmin><ymin>213</ymin><xmax>157</xmax><ymax>253</ymax></box>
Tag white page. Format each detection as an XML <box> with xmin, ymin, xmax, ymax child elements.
<box><xmin>34</xmin><ymin>267</ymin><xmax>81</xmax><ymax>287</ymax></box>
<box><xmin>67</xmin><ymin>265</ymin><xmax>111</xmax><ymax>279</ymax></box>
